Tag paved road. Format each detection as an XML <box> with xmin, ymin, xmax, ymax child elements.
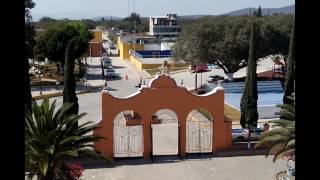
<box><xmin>81</xmin><ymin>155</ymin><xmax>292</xmax><ymax>180</ymax></box>
<box><xmin>43</xmin><ymin>56</ymin><xmax>151</xmax><ymax>124</ymax></box>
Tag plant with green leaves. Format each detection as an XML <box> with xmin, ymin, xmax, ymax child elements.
<box><xmin>256</xmin><ymin>95</ymin><xmax>295</xmax><ymax>162</ymax></box>
<box><xmin>25</xmin><ymin>99</ymin><xmax>106</xmax><ymax>180</ymax></box>
<box><xmin>283</xmin><ymin>19</ymin><xmax>295</xmax><ymax>104</ymax></box>
<box><xmin>240</xmin><ymin>19</ymin><xmax>258</xmax><ymax>150</ymax></box>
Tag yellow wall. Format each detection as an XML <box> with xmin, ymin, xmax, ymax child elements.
<box><xmin>91</xmin><ymin>31</ymin><xmax>102</xmax><ymax>42</ymax></box>
<box><xmin>129</xmin><ymin>55</ymin><xmax>143</xmax><ymax>69</ymax></box>
<box><xmin>118</xmin><ymin>38</ymin><xmax>144</xmax><ymax>60</ymax></box>
<box><xmin>129</xmin><ymin>54</ymin><xmax>188</xmax><ymax>70</ymax></box>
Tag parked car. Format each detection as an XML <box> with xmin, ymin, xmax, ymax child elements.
<box><xmin>104</xmin><ymin>69</ymin><xmax>119</xmax><ymax>78</ymax></box>
<box><xmin>232</xmin><ymin>128</ymin><xmax>263</xmax><ymax>142</ymax></box>
<box><xmin>103</xmin><ymin>59</ymin><xmax>112</xmax><ymax>67</ymax></box>
<box><xmin>206</xmin><ymin>75</ymin><xmax>224</xmax><ymax>83</ymax></box>
<box><xmin>110</xmin><ymin>45</ymin><xmax>116</xmax><ymax>49</ymax></box>
<box><xmin>105</xmin><ymin>65</ymin><xmax>114</xmax><ymax>69</ymax></box>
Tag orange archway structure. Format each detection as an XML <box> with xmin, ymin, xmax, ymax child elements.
<box><xmin>94</xmin><ymin>74</ymin><xmax>232</xmax><ymax>160</ymax></box>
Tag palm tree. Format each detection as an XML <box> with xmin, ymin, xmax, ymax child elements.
<box><xmin>255</xmin><ymin>95</ymin><xmax>295</xmax><ymax>162</ymax></box>
<box><xmin>25</xmin><ymin>98</ymin><xmax>106</xmax><ymax>180</ymax></box>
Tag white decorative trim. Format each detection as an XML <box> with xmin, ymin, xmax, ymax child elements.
<box><xmin>148</xmin><ymin>74</ymin><xmax>159</xmax><ymax>87</ymax></box>
<box><xmin>191</xmin><ymin>85</ymin><xmax>224</xmax><ymax>97</ymax></box>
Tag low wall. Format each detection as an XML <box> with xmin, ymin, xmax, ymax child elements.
<box><xmin>129</xmin><ymin>54</ymin><xmax>188</xmax><ymax>70</ymax></box>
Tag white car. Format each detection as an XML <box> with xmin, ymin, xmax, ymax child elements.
<box><xmin>232</xmin><ymin>128</ymin><xmax>264</xmax><ymax>142</ymax></box>
<box><xmin>206</xmin><ymin>75</ymin><xmax>224</xmax><ymax>82</ymax></box>
<box><xmin>105</xmin><ymin>65</ymin><xmax>114</xmax><ymax>69</ymax></box>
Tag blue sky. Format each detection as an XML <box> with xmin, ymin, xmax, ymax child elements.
<box><xmin>31</xmin><ymin>0</ymin><xmax>295</xmax><ymax>21</ymax></box>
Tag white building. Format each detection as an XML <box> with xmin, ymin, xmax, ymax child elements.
<box><xmin>149</xmin><ymin>14</ymin><xmax>181</xmax><ymax>41</ymax></box>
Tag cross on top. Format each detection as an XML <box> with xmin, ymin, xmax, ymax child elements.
<box><xmin>159</xmin><ymin>63</ymin><xmax>168</xmax><ymax>75</ymax></box>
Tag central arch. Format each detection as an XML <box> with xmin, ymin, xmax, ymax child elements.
<box><xmin>151</xmin><ymin>109</ymin><xmax>179</xmax><ymax>156</ymax></box>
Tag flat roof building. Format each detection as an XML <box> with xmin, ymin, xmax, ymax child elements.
<box><xmin>149</xmin><ymin>14</ymin><xmax>181</xmax><ymax>41</ymax></box>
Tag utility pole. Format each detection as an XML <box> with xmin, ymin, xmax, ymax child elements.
<box><xmin>133</xmin><ymin>0</ymin><xmax>136</xmax><ymax>52</ymax></box>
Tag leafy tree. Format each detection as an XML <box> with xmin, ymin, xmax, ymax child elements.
<box><xmin>172</xmin><ymin>15</ymin><xmax>293</xmax><ymax>80</ymax></box>
<box><xmin>80</xmin><ymin>19</ymin><xmax>97</xmax><ymax>30</ymax></box>
<box><xmin>25</xmin><ymin>0</ymin><xmax>36</xmax><ymax>113</ymax></box>
<box><xmin>283</xmin><ymin>19</ymin><xmax>295</xmax><ymax>104</ymax></box>
<box><xmin>173</xmin><ymin>16</ymin><xmax>251</xmax><ymax>79</ymax></box>
<box><xmin>259</xmin><ymin>15</ymin><xmax>294</xmax><ymax>61</ymax></box>
<box><xmin>36</xmin><ymin>17</ymin><xmax>57</xmax><ymax>29</ymax></box>
<box><xmin>35</xmin><ymin>22</ymin><xmax>93</xmax><ymax>115</ymax></box>
<box><xmin>35</xmin><ymin>21</ymin><xmax>93</xmax><ymax>66</ymax></box>
<box><xmin>256</xmin><ymin>95</ymin><xmax>295</xmax><ymax>162</ymax></box>
<box><xmin>115</xmin><ymin>13</ymin><xmax>148</xmax><ymax>32</ymax></box>
<box><xmin>240</xmin><ymin>20</ymin><xmax>258</xmax><ymax>150</ymax></box>
<box><xmin>25</xmin><ymin>99</ymin><xmax>106</xmax><ymax>180</ymax></box>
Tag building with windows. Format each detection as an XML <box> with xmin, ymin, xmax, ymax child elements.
<box><xmin>116</xmin><ymin>14</ymin><xmax>186</xmax><ymax>69</ymax></box>
<box><xmin>149</xmin><ymin>14</ymin><xmax>181</xmax><ymax>41</ymax></box>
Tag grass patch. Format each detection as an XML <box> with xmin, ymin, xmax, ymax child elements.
<box><xmin>145</xmin><ymin>66</ymin><xmax>188</xmax><ymax>76</ymax></box>
<box><xmin>224</xmin><ymin>103</ymin><xmax>241</xmax><ymax>123</ymax></box>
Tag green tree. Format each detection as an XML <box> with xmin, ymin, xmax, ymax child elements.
<box><xmin>283</xmin><ymin>19</ymin><xmax>295</xmax><ymax>104</ymax></box>
<box><xmin>35</xmin><ymin>21</ymin><xmax>93</xmax><ymax>66</ymax></box>
<box><xmin>115</xmin><ymin>13</ymin><xmax>148</xmax><ymax>32</ymax></box>
<box><xmin>254</xmin><ymin>6</ymin><xmax>263</xmax><ymax>17</ymax></box>
<box><xmin>240</xmin><ymin>20</ymin><xmax>258</xmax><ymax>150</ymax></box>
<box><xmin>25</xmin><ymin>0</ymin><xmax>36</xmax><ymax>113</ymax></box>
<box><xmin>172</xmin><ymin>16</ymin><xmax>251</xmax><ymax>80</ymax></box>
<box><xmin>172</xmin><ymin>15</ymin><xmax>293</xmax><ymax>80</ymax></box>
<box><xmin>63</xmin><ymin>37</ymin><xmax>80</xmax><ymax>116</ymax></box>
<box><xmin>25</xmin><ymin>99</ymin><xmax>106</xmax><ymax>180</ymax></box>
<box><xmin>36</xmin><ymin>17</ymin><xmax>57</xmax><ymax>29</ymax></box>
<box><xmin>256</xmin><ymin>96</ymin><xmax>295</xmax><ymax>162</ymax></box>
<box><xmin>35</xmin><ymin>22</ymin><xmax>93</xmax><ymax>115</ymax></box>
<box><xmin>81</xmin><ymin>19</ymin><xmax>97</xmax><ymax>30</ymax></box>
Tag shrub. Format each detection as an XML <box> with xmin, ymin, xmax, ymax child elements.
<box><xmin>63</xmin><ymin>163</ymin><xmax>84</xmax><ymax>180</ymax></box>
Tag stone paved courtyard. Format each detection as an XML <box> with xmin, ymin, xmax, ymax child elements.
<box><xmin>81</xmin><ymin>155</ymin><xmax>290</xmax><ymax>180</ymax></box>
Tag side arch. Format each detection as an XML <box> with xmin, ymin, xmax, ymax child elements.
<box><xmin>113</xmin><ymin>110</ymin><xmax>144</xmax><ymax>158</ymax></box>
<box><xmin>186</xmin><ymin>107</ymin><xmax>214</xmax><ymax>153</ymax></box>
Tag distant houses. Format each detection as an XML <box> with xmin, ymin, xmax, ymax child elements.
<box><xmin>117</xmin><ymin>14</ymin><xmax>187</xmax><ymax>70</ymax></box>
<box><xmin>89</xmin><ymin>30</ymin><xmax>103</xmax><ymax>57</ymax></box>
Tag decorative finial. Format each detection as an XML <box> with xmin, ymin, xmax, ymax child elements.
<box><xmin>159</xmin><ymin>62</ymin><xmax>168</xmax><ymax>75</ymax></box>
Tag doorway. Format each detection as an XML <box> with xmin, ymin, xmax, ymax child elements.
<box><xmin>151</xmin><ymin>109</ymin><xmax>179</xmax><ymax>156</ymax></box>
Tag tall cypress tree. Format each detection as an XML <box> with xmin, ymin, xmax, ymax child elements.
<box><xmin>240</xmin><ymin>20</ymin><xmax>258</xmax><ymax>150</ymax></box>
<box><xmin>63</xmin><ymin>37</ymin><xmax>79</xmax><ymax>116</ymax></box>
<box><xmin>257</xmin><ymin>6</ymin><xmax>262</xmax><ymax>17</ymax></box>
<box><xmin>283</xmin><ymin>20</ymin><xmax>295</xmax><ymax>104</ymax></box>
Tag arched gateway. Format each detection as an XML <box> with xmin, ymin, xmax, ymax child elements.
<box><xmin>94</xmin><ymin>74</ymin><xmax>232</xmax><ymax>160</ymax></box>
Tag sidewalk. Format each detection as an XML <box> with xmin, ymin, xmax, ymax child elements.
<box><xmin>124</xmin><ymin>59</ymin><xmax>151</xmax><ymax>79</ymax></box>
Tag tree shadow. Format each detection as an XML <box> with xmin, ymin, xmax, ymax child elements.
<box><xmin>78</xmin><ymin>147</ymin><xmax>267</xmax><ymax>169</ymax></box>
<box><xmin>87</xmin><ymin>64</ymin><xmax>103</xmax><ymax>69</ymax></box>
<box><xmin>112</xmin><ymin>66</ymin><xmax>126</xmax><ymax>69</ymax></box>
<box><xmin>105</xmin><ymin>76</ymin><xmax>122</xmax><ymax>81</ymax></box>
<box><xmin>86</xmin><ymin>74</ymin><xmax>103</xmax><ymax>80</ymax></box>
<box><xmin>104</xmin><ymin>87</ymin><xmax>117</xmax><ymax>91</ymax></box>
<box><xmin>81</xmin><ymin>155</ymin><xmax>181</xmax><ymax>169</ymax></box>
